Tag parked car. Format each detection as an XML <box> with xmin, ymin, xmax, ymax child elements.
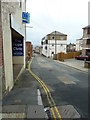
<box><xmin>75</xmin><ymin>54</ymin><xmax>90</xmax><ymax>61</ymax></box>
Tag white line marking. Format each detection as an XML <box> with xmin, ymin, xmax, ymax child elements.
<box><xmin>37</xmin><ymin>89</ymin><xmax>43</xmax><ymax>105</ymax></box>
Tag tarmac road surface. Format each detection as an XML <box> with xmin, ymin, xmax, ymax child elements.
<box><xmin>31</xmin><ymin>54</ymin><xmax>89</xmax><ymax>118</ymax></box>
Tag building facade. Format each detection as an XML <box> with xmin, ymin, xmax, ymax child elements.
<box><xmin>0</xmin><ymin>1</ymin><xmax>3</xmax><ymax>100</ymax></box>
<box><xmin>41</xmin><ymin>31</ymin><xmax>67</xmax><ymax>58</ymax></box>
<box><xmin>1</xmin><ymin>1</ymin><xmax>26</xmax><ymax>95</ymax></box>
<box><xmin>67</xmin><ymin>43</ymin><xmax>76</xmax><ymax>52</ymax></box>
<box><xmin>35</xmin><ymin>46</ymin><xmax>40</xmax><ymax>54</ymax></box>
<box><xmin>76</xmin><ymin>38</ymin><xmax>83</xmax><ymax>51</ymax></box>
<box><xmin>82</xmin><ymin>25</ymin><xmax>90</xmax><ymax>56</ymax></box>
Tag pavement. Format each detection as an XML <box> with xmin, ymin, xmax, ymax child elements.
<box><xmin>55</xmin><ymin>58</ymin><xmax>89</xmax><ymax>73</ymax></box>
<box><xmin>2</xmin><ymin>69</ymin><xmax>46</xmax><ymax>119</ymax></box>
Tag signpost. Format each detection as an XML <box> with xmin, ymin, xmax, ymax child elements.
<box><xmin>12</xmin><ymin>39</ymin><xmax>24</xmax><ymax>56</ymax></box>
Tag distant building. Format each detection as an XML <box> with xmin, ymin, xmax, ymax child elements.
<box><xmin>82</xmin><ymin>25</ymin><xmax>90</xmax><ymax>56</ymax></box>
<box><xmin>41</xmin><ymin>31</ymin><xmax>67</xmax><ymax>58</ymax></box>
<box><xmin>76</xmin><ymin>38</ymin><xmax>83</xmax><ymax>51</ymax></box>
<box><xmin>35</xmin><ymin>46</ymin><xmax>40</xmax><ymax>54</ymax></box>
<box><xmin>26</xmin><ymin>42</ymin><xmax>33</xmax><ymax>61</ymax></box>
<box><xmin>67</xmin><ymin>43</ymin><xmax>76</xmax><ymax>52</ymax></box>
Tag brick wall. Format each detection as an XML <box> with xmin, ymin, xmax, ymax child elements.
<box><xmin>26</xmin><ymin>42</ymin><xmax>33</xmax><ymax>60</ymax></box>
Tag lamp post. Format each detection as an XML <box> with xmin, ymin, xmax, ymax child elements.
<box><xmin>25</xmin><ymin>0</ymin><xmax>33</xmax><ymax>66</ymax></box>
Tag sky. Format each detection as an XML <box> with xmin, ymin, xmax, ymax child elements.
<box><xmin>26</xmin><ymin>0</ymin><xmax>89</xmax><ymax>47</ymax></box>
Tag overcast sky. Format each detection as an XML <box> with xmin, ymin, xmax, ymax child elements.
<box><xmin>26</xmin><ymin>0</ymin><xmax>89</xmax><ymax>47</ymax></box>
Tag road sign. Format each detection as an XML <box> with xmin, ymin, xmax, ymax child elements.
<box><xmin>22</xmin><ymin>12</ymin><xmax>30</xmax><ymax>24</ymax></box>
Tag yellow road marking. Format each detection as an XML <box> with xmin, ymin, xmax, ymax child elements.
<box><xmin>28</xmin><ymin>58</ymin><xmax>62</xmax><ymax>120</ymax></box>
<box><xmin>51</xmin><ymin>107</ymin><xmax>57</xmax><ymax>120</ymax></box>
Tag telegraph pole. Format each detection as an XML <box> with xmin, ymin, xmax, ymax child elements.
<box><xmin>55</xmin><ymin>31</ymin><xmax>56</xmax><ymax>54</ymax></box>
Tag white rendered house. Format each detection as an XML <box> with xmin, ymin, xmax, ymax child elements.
<box><xmin>76</xmin><ymin>38</ymin><xmax>83</xmax><ymax>51</ymax></box>
<box><xmin>41</xmin><ymin>31</ymin><xmax>67</xmax><ymax>58</ymax></box>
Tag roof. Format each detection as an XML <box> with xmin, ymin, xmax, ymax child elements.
<box><xmin>82</xmin><ymin>25</ymin><xmax>90</xmax><ymax>29</ymax></box>
<box><xmin>76</xmin><ymin>38</ymin><xmax>83</xmax><ymax>41</ymax></box>
<box><xmin>47</xmin><ymin>31</ymin><xmax>67</xmax><ymax>36</ymax></box>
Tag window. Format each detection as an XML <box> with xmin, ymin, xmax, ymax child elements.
<box><xmin>41</xmin><ymin>41</ymin><xmax>43</xmax><ymax>45</ymax></box>
<box><xmin>52</xmin><ymin>36</ymin><xmax>55</xmax><ymax>39</ymax></box>
<box><xmin>88</xmin><ymin>28</ymin><xmax>90</xmax><ymax>34</ymax></box>
<box><xmin>52</xmin><ymin>44</ymin><xmax>54</xmax><ymax>46</ymax></box>
<box><xmin>86</xmin><ymin>49</ymin><xmax>90</xmax><ymax>56</ymax></box>
<box><xmin>46</xmin><ymin>40</ymin><xmax>48</xmax><ymax>44</ymax></box>
<box><xmin>87</xmin><ymin>39</ymin><xmax>90</xmax><ymax>44</ymax></box>
<box><xmin>45</xmin><ymin>46</ymin><xmax>47</xmax><ymax>50</ymax></box>
<box><xmin>60</xmin><ymin>36</ymin><xmax>64</xmax><ymax>40</ymax></box>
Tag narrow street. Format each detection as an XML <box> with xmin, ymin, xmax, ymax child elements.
<box><xmin>31</xmin><ymin>54</ymin><xmax>88</xmax><ymax>118</ymax></box>
<box><xmin>0</xmin><ymin>1</ymin><xmax>90</xmax><ymax>120</ymax></box>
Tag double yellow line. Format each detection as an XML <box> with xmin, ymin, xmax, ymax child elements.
<box><xmin>28</xmin><ymin>58</ymin><xmax>62</xmax><ymax>120</ymax></box>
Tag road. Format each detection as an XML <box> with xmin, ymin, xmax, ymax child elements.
<box><xmin>31</xmin><ymin>54</ymin><xmax>88</xmax><ymax>118</ymax></box>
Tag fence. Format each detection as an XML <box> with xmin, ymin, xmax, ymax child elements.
<box><xmin>57</xmin><ymin>52</ymin><xmax>81</xmax><ymax>61</ymax></box>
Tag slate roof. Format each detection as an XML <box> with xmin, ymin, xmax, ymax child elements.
<box><xmin>82</xmin><ymin>25</ymin><xmax>90</xmax><ymax>29</ymax></box>
<box><xmin>47</xmin><ymin>31</ymin><xmax>67</xmax><ymax>36</ymax></box>
<box><xmin>76</xmin><ymin>38</ymin><xmax>83</xmax><ymax>41</ymax></box>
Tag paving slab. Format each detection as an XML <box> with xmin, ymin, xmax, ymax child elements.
<box><xmin>2</xmin><ymin>113</ymin><xmax>26</xmax><ymax>119</ymax></box>
<box><xmin>27</xmin><ymin>105</ymin><xmax>45</xmax><ymax>119</ymax></box>
<box><xmin>2</xmin><ymin>105</ymin><xmax>26</xmax><ymax>113</ymax></box>
<box><xmin>56</xmin><ymin>105</ymin><xmax>81</xmax><ymax>119</ymax></box>
<box><xmin>2</xmin><ymin>105</ymin><xmax>26</xmax><ymax>119</ymax></box>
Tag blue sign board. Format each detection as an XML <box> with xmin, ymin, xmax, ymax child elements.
<box><xmin>12</xmin><ymin>39</ymin><xmax>24</xmax><ymax>56</ymax></box>
<box><xmin>22</xmin><ymin>12</ymin><xmax>30</xmax><ymax>23</ymax></box>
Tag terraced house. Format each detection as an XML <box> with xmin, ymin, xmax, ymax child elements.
<box><xmin>41</xmin><ymin>31</ymin><xmax>67</xmax><ymax>58</ymax></box>
<box><xmin>0</xmin><ymin>1</ymin><xmax>26</xmax><ymax>96</ymax></box>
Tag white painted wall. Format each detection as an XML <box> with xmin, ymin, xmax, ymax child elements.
<box><xmin>42</xmin><ymin>39</ymin><xmax>67</xmax><ymax>58</ymax></box>
<box><xmin>1</xmin><ymin>2</ymin><xmax>25</xmax><ymax>91</ymax></box>
<box><xmin>76</xmin><ymin>39</ymin><xmax>82</xmax><ymax>51</ymax></box>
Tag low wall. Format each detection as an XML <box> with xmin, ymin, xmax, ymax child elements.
<box><xmin>84</xmin><ymin>61</ymin><xmax>90</xmax><ymax>68</ymax></box>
